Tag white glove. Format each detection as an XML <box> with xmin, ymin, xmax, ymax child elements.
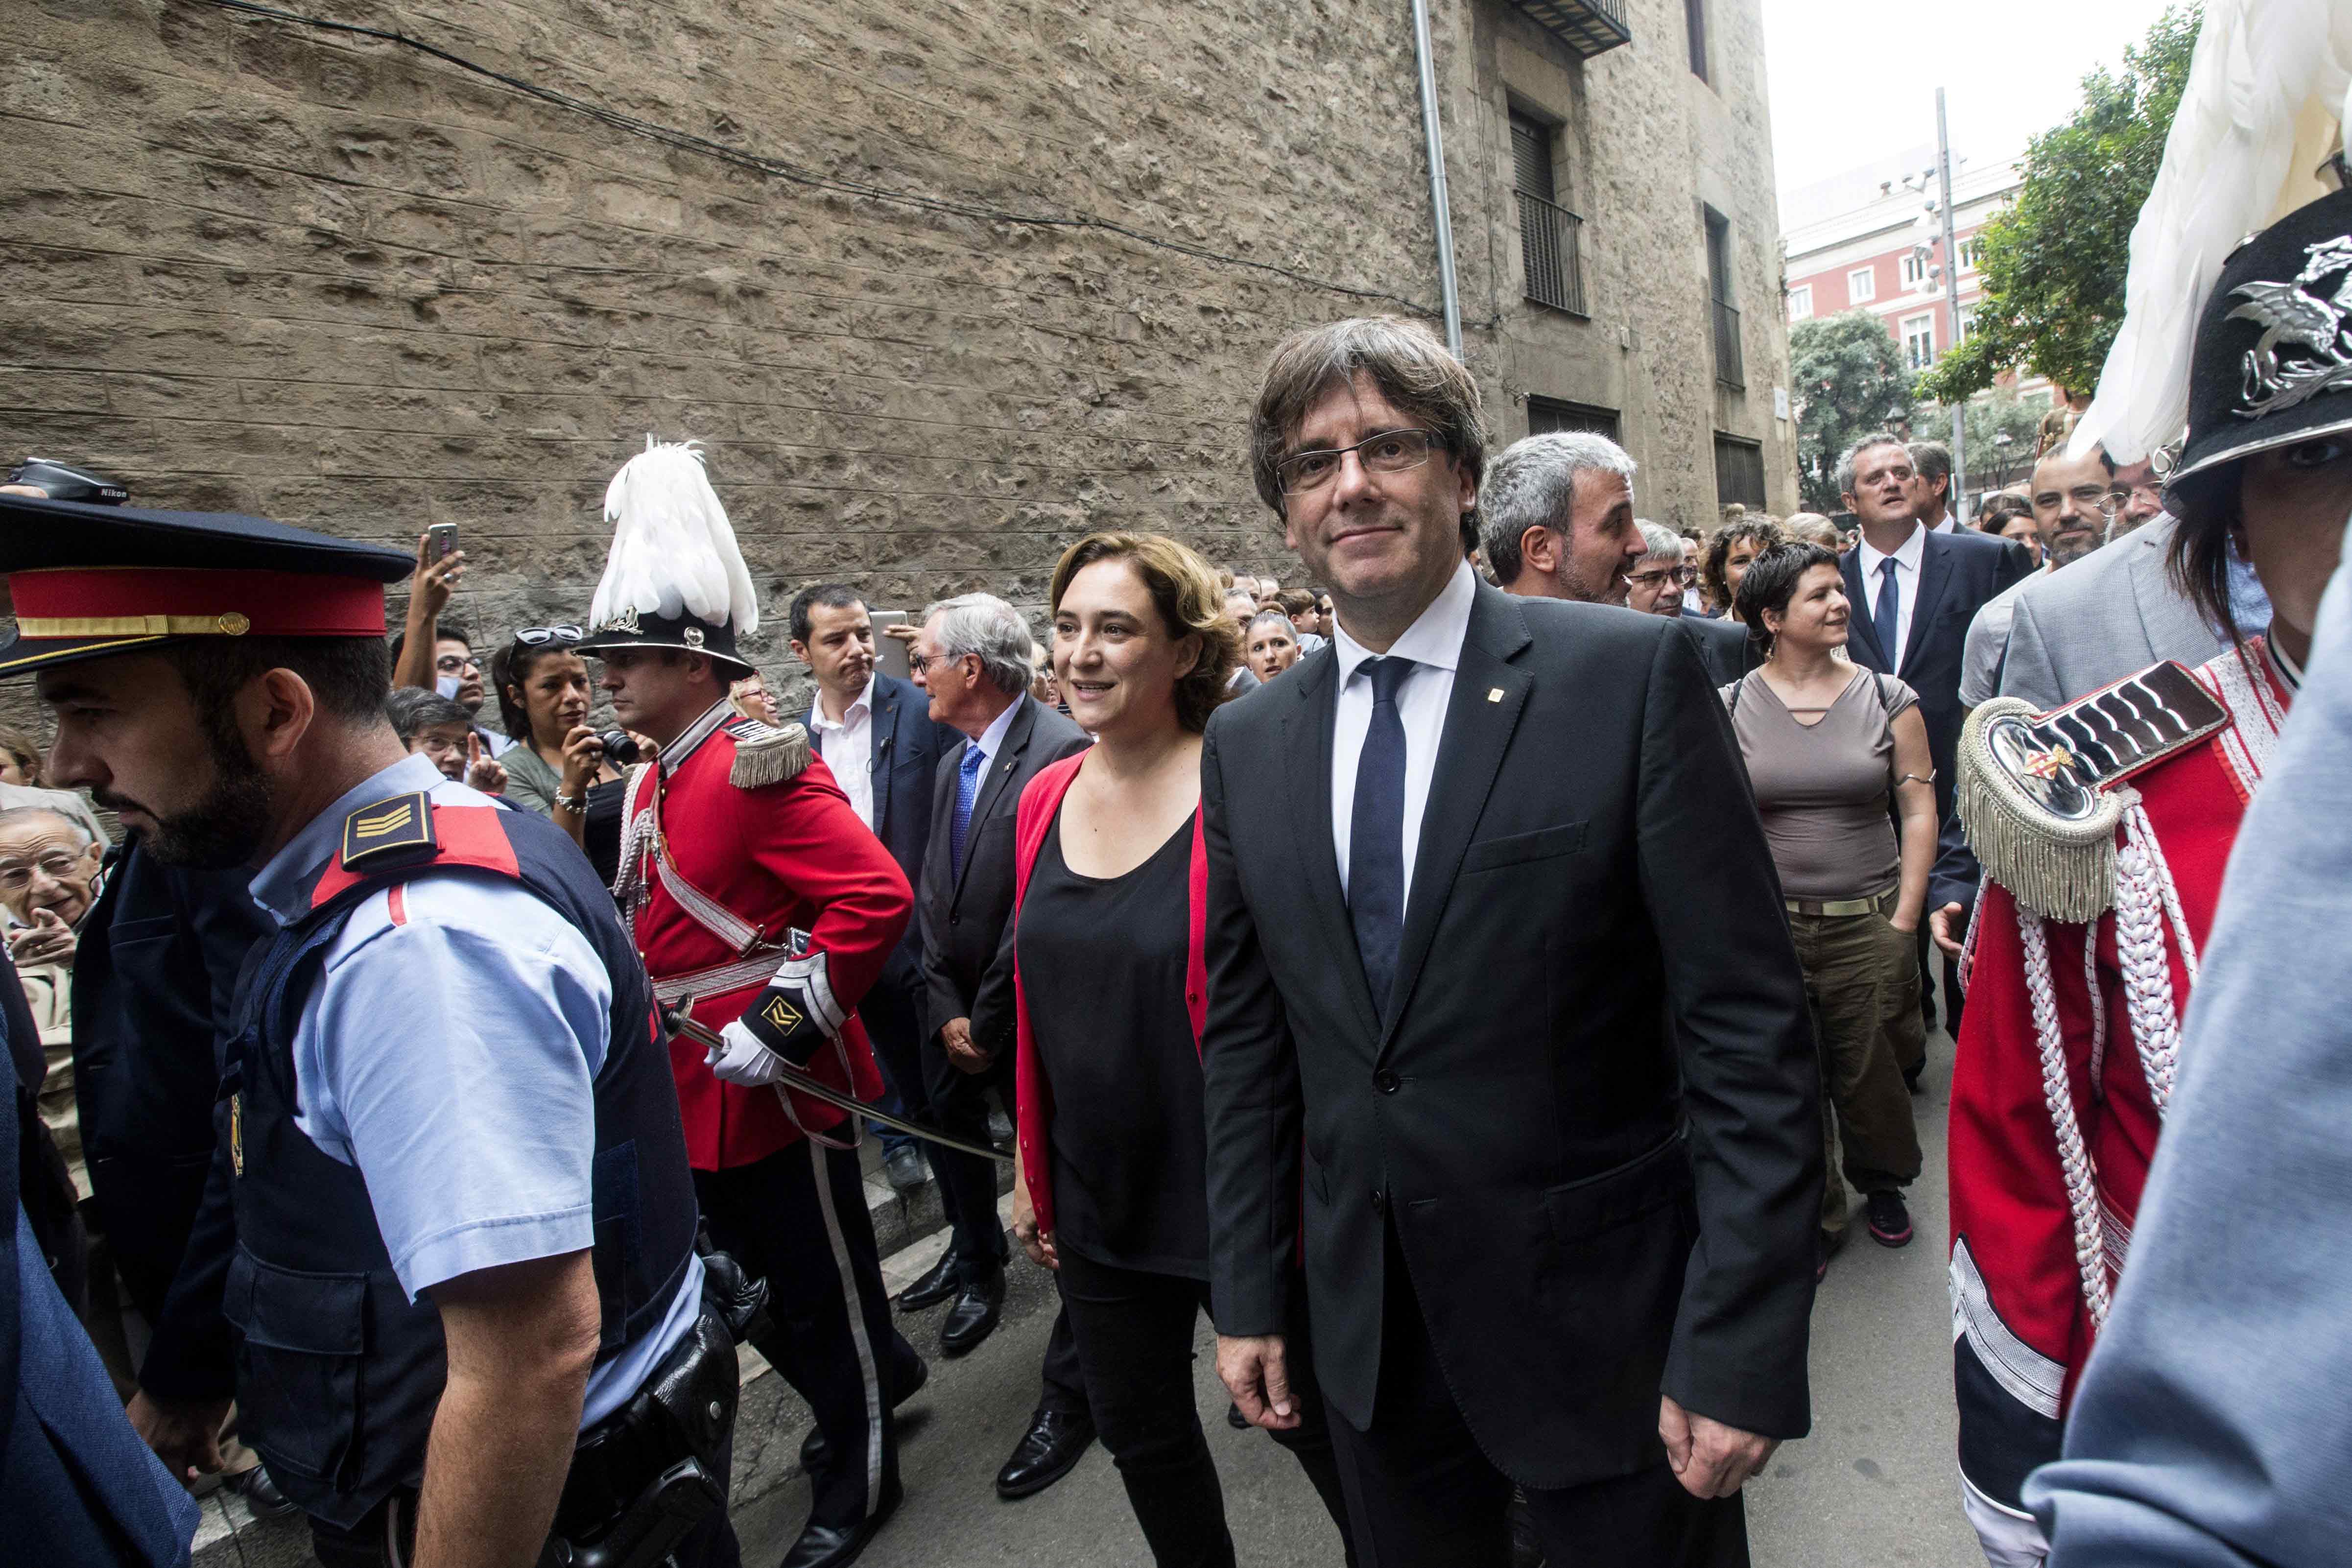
<box><xmin>706</xmin><ymin>1020</ymin><xmax>788</xmax><ymax>1087</ymax></box>
<box><xmin>1962</xmin><ymin>1480</ymin><xmax>2049</xmax><ymax>1568</ymax></box>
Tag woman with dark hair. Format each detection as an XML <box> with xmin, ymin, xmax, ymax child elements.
<box><xmin>1004</xmin><ymin>531</ymin><xmax>1352</xmax><ymax>1566</ymax></box>
<box><xmin>1974</xmin><ymin>493</ymin><xmax>2042</xmax><ymax>567</ymax></box>
<box><xmin>1725</xmin><ymin>542</ymin><xmax>1932</xmax><ymax>1263</ymax></box>
<box><xmin>490</xmin><ymin>627</ymin><xmax>621</xmax><ymax>849</ymax></box>
<box><xmin>1701</xmin><ymin>516</ymin><xmax>1784</xmax><ymax>619</ymax></box>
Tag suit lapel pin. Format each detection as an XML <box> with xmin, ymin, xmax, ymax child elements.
<box><xmin>1487</xmin><ymin>688</ymin><xmax>1504</xmax><ymax>703</ymax></box>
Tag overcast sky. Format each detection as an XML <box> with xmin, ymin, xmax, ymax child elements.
<box><xmin>1759</xmin><ymin>0</ymin><xmax>2185</xmax><ymax>204</ymax></box>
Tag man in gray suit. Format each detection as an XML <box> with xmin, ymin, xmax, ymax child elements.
<box><xmin>1994</xmin><ymin>508</ymin><xmax>2226</xmax><ymax>711</ymax></box>
<box><xmin>906</xmin><ymin>594</ymin><xmax>1099</xmax><ymax>1497</ymax></box>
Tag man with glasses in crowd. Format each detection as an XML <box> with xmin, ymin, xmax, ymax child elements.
<box><xmin>1629</xmin><ymin>521</ymin><xmax>1756</xmax><ymax>685</ymax></box>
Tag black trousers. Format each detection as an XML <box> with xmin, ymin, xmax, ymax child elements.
<box><xmin>917</xmin><ymin>1015</ymin><xmax>1016</xmax><ymax>1279</ymax></box>
<box><xmin>1056</xmin><ymin>1247</ymin><xmax>1354</xmax><ymax>1568</ymax></box>
<box><xmin>694</xmin><ymin>1140</ymin><xmax>922</xmax><ymax>1531</ymax></box>
<box><xmin>859</xmin><ymin>959</ymin><xmax>931</xmax><ymax>1158</ymax></box>
<box><xmin>1327</xmin><ymin>1232</ymin><xmax>1746</xmax><ymax>1568</ymax></box>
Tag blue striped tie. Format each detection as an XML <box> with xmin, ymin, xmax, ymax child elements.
<box><xmin>951</xmin><ymin>745</ymin><xmax>986</xmax><ymax>878</ymax></box>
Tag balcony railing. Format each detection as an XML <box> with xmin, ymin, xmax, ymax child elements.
<box><xmin>1517</xmin><ymin>190</ymin><xmax>1589</xmax><ymax>317</ymax></box>
<box><xmin>1712</xmin><ymin>297</ymin><xmax>1744</xmax><ymax>389</ymax></box>
<box><xmin>1508</xmin><ymin>0</ymin><xmax>1632</xmax><ymax>59</ymax></box>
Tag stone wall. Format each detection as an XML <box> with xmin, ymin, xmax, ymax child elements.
<box><xmin>1</xmin><ymin>0</ymin><xmax>1792</xmax><ymax>721</ymax></box>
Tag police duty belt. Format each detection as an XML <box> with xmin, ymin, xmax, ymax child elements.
<box><xmin>660</xmin><ymin>1000</ymin><xmax>1014</xmax><ymax>1166</ymax></box>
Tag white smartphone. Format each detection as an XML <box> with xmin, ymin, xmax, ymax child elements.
<box><xmin>869</xmin><ymin>609</ymin><xmax>910</xmax><ymax>681</ymax></box>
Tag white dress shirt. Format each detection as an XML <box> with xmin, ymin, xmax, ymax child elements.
<box><xmin>809</xmin><ymin>676</ymin><xmax>877</xmax><ymax>829</ymax></box>
<box><xmin>1330</xmin><ymin>560</ymin><xmax>1476</xmax><ymax>905</ymax></box>
<box><xmin>1857</xmin><ymin>523</ymin><xmax>1928</xmax><ymax>673</ymax></box>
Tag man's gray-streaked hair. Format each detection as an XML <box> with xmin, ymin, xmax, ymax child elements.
<box><xmin>1907</xmin><ymin>439</ymin><xmax>1952</xmax><ymax>490</ymax></box>
<box><xmin>0</xmin><ymin>804</ymin><xmax>95</xmax><ymax>846</ymax></box>
<box><xmin>921</xmin><ymin>593</ymin><xmax>1035</xmax><ymax>697</ymax></box>
<box><xmin>1476</xmin><ymin>432</ymin><xmax>1639</xmax><ymax>585</ymax></box>
<box><xmin>1634</xmin><ymin>521</ymin><xmax>1684</xmax><ymax>563</ymax></box>
<box><xmin>1249</xmin><ymin>317</ymin><xmax>1488</xmax><ymax>517</ymax></box>
<box><xmin>1834</xmin><ymin>432</ymin><xmax>1910</xmax><ymax>499</ymax></box>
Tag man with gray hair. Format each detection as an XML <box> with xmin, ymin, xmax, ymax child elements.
<box><xmin>1631</xmin><ymin>521</ymin><xmax>1755</xmax><ymax>685</ymax></box>
<box><xmin>1477</xmin><ymin>431</ymin><xmax>1646</xmax><ymax>605</ymax></box>
<box><xmin>908</xmin><ymin>594</ymin><xmax>1102</xmax><ymax>1496</ymax></box>
<box><xmin>1907</xmin><ymin>439</ymin><xmax>1956</xmax><ymax>532</ymax></box>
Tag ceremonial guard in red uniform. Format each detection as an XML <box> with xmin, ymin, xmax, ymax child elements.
<box><xmin>1946</xmin><ymin>186</ymin><xmax>2352</xmax><ymax>1566</ymax></box>
<box><xmin>578</xmin><ymin>439</ymin><xmax>923</xmax><ymax>1568</ymax></box>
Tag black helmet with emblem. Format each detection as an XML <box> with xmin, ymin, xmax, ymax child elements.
<box><xmin>2166</xmin><ymin>185</ymin><xmax>2352</xmax><ymax>519</ymax></box>
<box><xmin>574</xmin><ymin>437</ymin><xmax>759</xmax><ymax>677</ymax></box>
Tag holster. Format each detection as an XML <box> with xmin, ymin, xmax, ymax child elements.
<box><xmin>545</xmin><ymin>1304</ymin><xmax>738</xmax><ymax>1565</ymax></box>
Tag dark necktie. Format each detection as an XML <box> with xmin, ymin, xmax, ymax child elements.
<box><xmin>1873</xmin><ymin>556</ymin><xmax>1903</xmax><ymax>668</ymax></box>
<box><xmin>1349</xmin><ymin>656</ymin><xmax>1415</xmax><ymax>1015</ymax></box>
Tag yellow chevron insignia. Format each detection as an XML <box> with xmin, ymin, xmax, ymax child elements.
<box><xmin>339</xmin><ymin>790</ymin><xmax>437</xmax><ymax>870</ymax></box>
<box><xmin>762</xmin><ymin>995</ymin><xmax>805</xmax><ymax>1036</ymax></box>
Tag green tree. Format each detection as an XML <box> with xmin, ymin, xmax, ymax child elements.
<box><xmin>1791</xmin><ymin>310</ymin><xmax>1917</xmax><ymax>511</ymax></box>
<box><xmin>1918</xmin><ymin>5</ymin><xmax>2201</xmax><ymax>403</ymax></box>
<box><xmin>1918</xmin><ymin>389</ymin><xmax>2049</xmax><ymax>497</ymax></box>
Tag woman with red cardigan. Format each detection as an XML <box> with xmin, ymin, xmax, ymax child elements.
<box><xmin>1003</xmin><ymin>532</ymin><xmax>1352</xmax><ymax>1567</ymax></box>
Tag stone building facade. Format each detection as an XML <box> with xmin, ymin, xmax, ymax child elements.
<box><xmin>2</xmin><ymin>0</ymin><xmax>1795</xmax><ymax>704</ymax></box>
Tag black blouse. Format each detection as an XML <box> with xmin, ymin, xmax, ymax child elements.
<box><xmin>1016</xmin><ymin>809</ymin><xmax>1207</xmax><ymax>1278</ymax></box>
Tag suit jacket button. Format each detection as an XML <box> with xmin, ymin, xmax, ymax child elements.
<box><xmin>1371</xmin><ymin>1189</ymin><xmax>1387</xmax><ymax>1214</ymax></box>
<box><xmin>950</xmin><ymin>913</ymin><xmax>960</xmax><ymax>926</ymax></box>
<box><xmin>1373</xmin><ymin>1069</ymin><xmax>1401</xmax><ymax>1095</ymax></box>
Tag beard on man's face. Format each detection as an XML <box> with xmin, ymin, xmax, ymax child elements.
<box><xmin>95</xmin><ymin>719</ymin><xmax>277</xmax><ymax>870</ymax></box>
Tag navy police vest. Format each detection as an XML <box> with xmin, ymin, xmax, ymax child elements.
<box><xmin>219</xmin><ymin>792</ymin><xmax>699</xmax><ymax>1528</ymax></box>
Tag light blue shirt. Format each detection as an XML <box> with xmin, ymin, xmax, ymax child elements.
<box><xmin>966</xmin><ymin>691</ymin><xmax>1023</xmax><ymax>780</ymax></box>
<box><xmin>248</xmin><ymin>752</ymin><xmax>699</xmax><ymax>1427</ymax></box>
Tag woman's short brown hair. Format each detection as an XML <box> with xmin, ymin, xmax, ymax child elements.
<box><xmin>1048</xmin><ymin>532</ymin><xmax>1239</xmax><ymax>733</ymax></box>
<box><xmin>1248</xmin><ymin>317</ymin><xmax>1488</xmax><ymax>528</ymax></box>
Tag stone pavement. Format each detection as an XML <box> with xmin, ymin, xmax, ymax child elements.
<box><xmin>192</xmin><ymin>1031</ymin><xmax>1982</xmax><ymax>1567</ymax></box>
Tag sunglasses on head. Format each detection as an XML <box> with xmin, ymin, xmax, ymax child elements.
<box><xmin>513</xmin><ymin>625</ymin><xmax>585</xmax><ymax>647</ymax></box>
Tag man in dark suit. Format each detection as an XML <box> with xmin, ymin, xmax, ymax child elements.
<box><xmin>1835</xmin><ymin>436</ymin><xmax>2032</xmax><ymax>1044</ymax></box>
<box><xmin>1206</xmin><ymin>318</ymin><xmax>1819</xmax><ymax>1566</ymax></box>
<box><xmin>908</xmin><ymin>594</ymin><xmax>1098</xmax><ymax>1497</ymax></box>
<box><xmin>790</xmin><ymin>584</ymin><xmax>961</xmax><ymax>1197</ymax></box>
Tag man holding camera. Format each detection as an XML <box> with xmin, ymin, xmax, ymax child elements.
<box><xmin>582</xmin><ymin>442</ymin><xmax>923</xmax><ymax>1568</ymax></box>
<box><xmin>0</xmin><ymin>487</ymin><xmax>739</xmax><ymax>1568</ymax></box>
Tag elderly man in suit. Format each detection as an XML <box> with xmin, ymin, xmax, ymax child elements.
<box><xmin>1204</xmin><ymin>317</ymin><xmax>1820</xmax><ymax>1567</ymax></box>
<box><xmin>791</xmin><ymin>583</ymin><xmax>962</xmax><ymax>1195</ymax></box>
<box><xmin>907</xmin><ymin>594</ymin><xmax>1099</xmax><ymax>1497</ymax></box>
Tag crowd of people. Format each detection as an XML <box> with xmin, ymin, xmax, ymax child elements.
<box><xmin>6</xmin><ymin>81</ymin><xmax>2352</xmax><ymax>1568</ymax></box>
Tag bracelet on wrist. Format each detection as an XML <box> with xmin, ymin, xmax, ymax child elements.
<box><xmin>553</xmin><ymin>791</ymin><xmax>586</xmax><ymax>814</ymax></box>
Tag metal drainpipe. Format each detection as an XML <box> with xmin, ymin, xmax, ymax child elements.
<box><xmin>1409</xmin><ymin>0</ymin><xmax>1463</xmax><ymax>354</ymax></box>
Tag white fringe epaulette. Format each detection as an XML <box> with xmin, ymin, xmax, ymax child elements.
<box><xmin>728</xmin><ymin>721</ymin><xmax>812</xmax><ymax>789</ymax></box>
<box><xmin>1957</xmin><ymin>698</ymin><xmax>2127</xmax><ymax>925</ymax></box>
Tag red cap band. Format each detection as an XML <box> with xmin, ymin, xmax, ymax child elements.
<box><xmin>8</xmin><ymin>568</ymin><xmax>388</xmax><ymax>639</ymax></box>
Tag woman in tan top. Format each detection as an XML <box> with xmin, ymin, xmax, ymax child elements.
<box><xmin>1725</xmin><ymin>542</ymin><xmax>1935</xmax><ymax>1262</ymax></box>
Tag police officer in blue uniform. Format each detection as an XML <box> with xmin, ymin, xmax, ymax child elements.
<box><xmin>0</xmin><ymin>490</ymin><xmax>742</xmax><ymax>1568</ymax></box>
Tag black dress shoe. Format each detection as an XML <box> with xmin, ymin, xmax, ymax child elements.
<box><xmin>778</xmin><ymin>1476</ymin><xmax>902</xmax><ymax>1568</ymax></box>
<box><xmin>939</xmin><ymin>1268</ymin><xmax>1004</xmax><ymax>1357</ymax></box>
<box><xmin>995</xmin><ymin>1405</ymin><xmax>1095</xmax><ymax>1500</ymax></box>
<box><xmin>801</xmin><ymin>1355</ymin><xmax>929</xmax><ymax>1474</ymax></box>
<box><xmin>230</xmin><ymin>1464</ymin><xmax>298</xmax><ymax>1519</ymax></box>
<box><xmin>895</xmin><ymin>1251</ymin><xmax>960</xmax><ymax>1312</ymax></box>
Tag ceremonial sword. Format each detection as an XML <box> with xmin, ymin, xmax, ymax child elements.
<box><xmin>659</xmin><ymin>1001</ymin><xmax>1014</xmax><ymax>1166</ymax></box>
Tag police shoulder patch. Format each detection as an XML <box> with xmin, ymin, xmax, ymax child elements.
<box><xmin>338</xmin><ymin>789</ymin><xmax>438</xmax><ymax>872</ymax></box>
<box><xmin>1958</xmin><ymin>662</ymin><xmax>2229</xmax><ymax>922</ymax></box>
<box><xmin>727</xmin><ymin>719</ymin><xmax>812</xmax><ymax>789</ymax></box>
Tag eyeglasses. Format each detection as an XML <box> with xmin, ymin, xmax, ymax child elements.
<box><xmin>434</xmin><ymin>653</ymin><xmax>480</xmax><ymax>674</ymax></box>
<box><xmin>1275</xmin><ymin>429</ymin><xmax>1438</xmax><ymax>495</ymax></box>
<box><xmin>0</xmin><ymin>852</ymin><xmax>87</xmax><ymax>893</ymax></box>
<box><xmin>909</xmin><ymin>650</ymin><xmax>961</xmax><ymax>676</ymax></box>
<box><xmin>1627</xmin><ymin>566</ymin><xmax>1696</xmax><ymax>590</ymax></box>
<box><xmin>514</xmin><ymin>624</ymin><xmax>584</xmax><ymax>647</ymax></box>
<box><xmin>2035</xmin><ymin>485</ymin><xmax>2132</xmax><ymax>518</ymax></box>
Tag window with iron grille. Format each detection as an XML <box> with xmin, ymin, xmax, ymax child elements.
<box><xmin>1526</xmin><ymin>396</ymin><xmax>1619</xmax><ymax>441</ymax></box>
<box><xmin>1513</xmin><ymin>112</ymin><xmax>1588</xmax><ymax>316</ymax></box>
<box><xmin>1714</xmin><ymin>434</ymin><xmax>1766</xmax><ymax>510</ymax></box>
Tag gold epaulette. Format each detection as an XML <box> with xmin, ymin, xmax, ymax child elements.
<box><xmin>727</xmin><ymin>720</ymin><xmax>813</xmax><ymax>789</ymax></box>
<box><xmin>338</xmin><ymin>790</ymin><xmax>437</xmax><ymax>871</ymax></box>
<box><xmin>1958</xmin><ymin>662</ymin><xmax>2227</xmax><ymax>922</ymax></box>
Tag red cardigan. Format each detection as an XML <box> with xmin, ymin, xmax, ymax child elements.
<box><xmin>1009</xmin><ymin>751</ymin><xmax>1208</xmax><ymax>1241</ymax></box>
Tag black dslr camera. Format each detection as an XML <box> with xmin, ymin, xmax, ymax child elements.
<box><xmin>8</xmin><ymin>458</ymin><xmax>128</xmax><ymax>504</ymax></box>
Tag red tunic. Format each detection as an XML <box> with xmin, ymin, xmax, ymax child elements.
<box><xmin>622</xmin><ymin>706</ymin><xmax>912</xmax><ymax>1171</ymax></box>
<box><xmin>1948</xmin><ymin>640</ymin><xmax>2291</xmax><ymax>1513</ymax></box>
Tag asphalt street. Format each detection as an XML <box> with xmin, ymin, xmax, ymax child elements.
<box><xmin>733</xmin><ymin>1021</ymin><xmax>1983</xmax><ymax>1568</ymax></box>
